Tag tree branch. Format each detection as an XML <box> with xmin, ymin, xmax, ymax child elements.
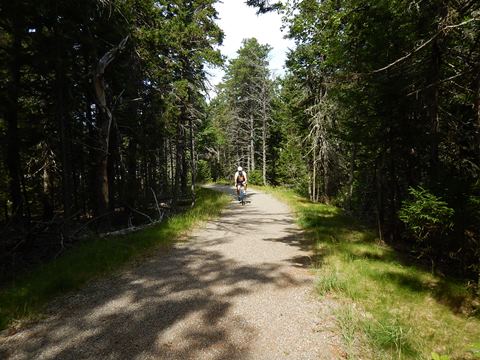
<box><xmin>371</xmin><ymin>18</ymin><xmax>479</xmax><ymax>74</ymax></box>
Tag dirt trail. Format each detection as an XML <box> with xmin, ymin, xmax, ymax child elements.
<box><xmin>0</xmin><ymin>186</ymin><xmax>342</xmax><ymax>359</ymax></box>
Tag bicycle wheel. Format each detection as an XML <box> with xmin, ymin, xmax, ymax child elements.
<box><xmin>240</xmin><ymin>188</ymin><xmax>246</xmax><ymax>205</ymax></box>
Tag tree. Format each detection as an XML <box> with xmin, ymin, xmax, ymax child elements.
<box><xmin>0</xmin><ymin>0</ymin><xmax>223</xmax><ymax>278</ymax></box>
<box><xmin>210</xmin><ymin>38</ymin><xmax>273</xmax><ymax>183</ymax></box>
<box><xmin>280</xmin><ymin>0</ymin><xmax>480</xmax><ymax>277</ymax></box>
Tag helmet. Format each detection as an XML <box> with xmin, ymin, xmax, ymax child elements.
<box><xmin>237</xmin><ymin>166</ymin><xmax>243</xmax><ymax>172</ymax></box>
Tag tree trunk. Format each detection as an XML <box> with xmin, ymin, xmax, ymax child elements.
<box><xmin>312</xmin><ymin>139</ymin><xmax>316</xmax><ymax>202</ymax></box>
<box><xmin>41</xmin><ymin>165</ymin><xmax>54</xmax><ymax>221</ymax></box>
<box><xmin>92</xmin><ymin>36</ymin><xmax>128</xmax><ymax>225</ymax></box>
<box><xmin>169</xmin><ymin>138</ymin><xmax>175</xmax><ymax>194</ymax></box>
<box><xmin>375</xmin><ymin>160</ymin><xmax>384</xmax><ymax>242</ymax></box>
<box><xmin>159</xmin><ymin>136</ymin><xmax>168</xmax><ymax>196</ymax></box>
<box><xmin>55</xmin><ymin>27</ymin><xmax>73</xmax><ymax>221</ymax></box>
<box><xmin>125</xmin><ymin>138</ymin><xmax>137</xmax><ymax>208</ymax></box>
<box><xmin>94</xmin><ymin>121</ymin><xmax>110</xmax><ymax>221</ymax></box>
<box><xmin>348</xmin><ymin>144</ymin><xmax>356</xmax><ymax>210</ymax></box>
<box><xmin>428</xmin><ymin>39</ymin><xmax>441</xmax><ymax>178</ymax></box>
<box><xmin>427</xmin><ymin>4</ymin><xmax>447</xmax><ymax>180</ymax></box>
<box><xmin>5</xmin><ymin>10</ymin><xmax>24</xmax><ymax>221</ymax></box>
<box><xmin>262</xmin><ymin>112</ymin><xmax>267</xmax><ymax>185</ymax></box>
<box><xmin>474</xmin><ymin>69</ymin><xmax>480</xmax><ymax>159</ymax></box>
<box><xmin>250</xmin><ymin>116</ymin><xmax>255</xmax><ymax>171</ymax></box>
<box><xmin>189</xmin><ymin>117</ymin><xmax>196</xmax><ymax>206</ymax></box>
<box><xmin>107</xmin><ymin>123</ymin><xmax>117</xmax><ymax>212</ymax></box>
<box><xmin>181</xmin><ymin>127</ymin><xmax>188</xmax><ymax>196</ymax></box>
<box><xmin>173</xmin><ymin>121</ymin><xmax>182</xmax><ymax>205</ymax></box>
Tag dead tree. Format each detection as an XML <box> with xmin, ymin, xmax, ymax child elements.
<box><xmin>93</xmin><ymin>36</ymin><xmax>128</xmax><ymax>222</ymax></box>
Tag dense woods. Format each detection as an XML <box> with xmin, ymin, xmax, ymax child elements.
<box><xmin>0</xmin><ymin>0</ymin><xmax>222</xmax><ymax>279</ymax></box>
<box><xmin>205</xmin><ymin>0</ymin><xmax>480</xmax><ymax>282</ymax></box>
<box><xmin>1</xmin><ymin>0</ymin><xmax>480</xmax><ymax>287</ymax></box>
<box><xmin>282</xmin><ymin>0</ymin><xmax>480</xmax><ymax>280</ymax></box>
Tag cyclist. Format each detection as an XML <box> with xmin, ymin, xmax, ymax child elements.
<box><xmin>234</xmin><ymin>166</ymin><xmax>248</xmax><ymax>200</ymax></box>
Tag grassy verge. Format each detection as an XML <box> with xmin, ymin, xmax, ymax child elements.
<box><xmin>0</xmin><ymin>188</ymin><xmax>230</xmax><ymax>331</ymax></box>
<box><xmin>263</xmin><ymin>186</ymin><xmax>480</xmax><ymax>360</ymax></box>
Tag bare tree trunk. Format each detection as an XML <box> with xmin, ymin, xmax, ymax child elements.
<box><xmin>250</xmin><ymin>116</ymin><xmax>255</xmax><ymax>171</ymax></box>
<box><xmin>308</xmin><ymin>172</ymin><xmax>313</xmax><ymax>201</ymax></box>
<box><xmin>92</xmin><ymin>36</ymin><xmax>128</xmax><ymax>224</ymax></box>
<box><xmin>262</xmin><ymin>112</ymin><xmax>267</xmax><ymax>185</ymax></box>
<box><xmin>323</xmin><ymin>164</ymin><xmax>329</xmax><ymax>203</ymax></box>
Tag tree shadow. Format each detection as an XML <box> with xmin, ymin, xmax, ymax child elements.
<box><xmin>0</xmin><ymin>191</ymin><xmax>313</xmax><ymax>359</ymax></box>
<box><xmin>295</xmin><ymin>202</ymin><xmax>479</xmax><ymax>316</ymax></box>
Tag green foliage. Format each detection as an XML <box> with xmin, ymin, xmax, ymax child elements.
<box><xmin>247</xmin><ymin>170</ymin><xmax>263</xmax><ymax>185</ymax></box>
<box><xmin>280</xmin><ymin>0</ymin><xmax>480</xmax><ymax>279</ymax></box>
<box><xmin>469</xmin><ymin>342</ymin><xmax>480</xmax><ymax>359</ymax></box>
<box><xmin>196</xmin><ymin>159</ymin><xmax>212</xmax><ymax>183</ymax></box>
<box><xmin>469</xmin><ymin>342</ymin><xmax>480</xmax><ymax>358</ymax></box>
<box><xmin>335</xmin><ymin>305</ymin><xmax>361</xmax><ymax>359</ymax></box>
<box><xmin>363</xmin><ymin>316</ymin><xmax>416</xmax><ymax>358</ymax></box>
<box><xmin>0</xmin><ymin>188</ymin><xmax>230</xmax><ymax>330</ymax></box>
<box><xmin>264</xmin><ymin>186</ymin><xmax>480</xmax><ymax>359</ymax></box>
<box><xmin>399</xmin><ymin>187</ymin><xmax>454</xmax><ymax>243</ymax></box>
<box><xmin>431</xmin><ymin>352</ymin><xmax>450</xmax><ymax>360</ymax></box>
<box><xmin>0</xmin><ymin>0</ymin><xmax>225</xmax><ymax>282</ymax></box>
<box><xmin>316</xmin><ymin>269</ymin><xmax>347</xmax><ymax>295</ymax></box>
<box><xmin>206</xmin><ymin>37</ymin><xmax>273</xmax><ymax>180</ymax></box>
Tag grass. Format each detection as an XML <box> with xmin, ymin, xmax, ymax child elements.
<box><xmin>262</xmin><ymin>186</ymin><xmax>480</xmax><ymax>360</ymax></box>
<box><xmin>0</xmin><ymin>188</ymin><xmax>230</xmax><ymax>331</ymax></box>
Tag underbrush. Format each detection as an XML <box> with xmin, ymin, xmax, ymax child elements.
<box><xmin>264</xmin><ymin>186</ymin><xmax>480</xmax><ymax>360</ymax></box>
<box><xmin>0</xmin><ymin>188</ymin><xmax>230</xmax><ymax>330</ymax></box>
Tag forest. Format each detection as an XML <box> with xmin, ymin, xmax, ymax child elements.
<box><xmin>0</xmin><ymin>0</ymin><xmax>223</xmax><ymax>279</ymax></box>
<box><xmin>1</xmin><ymin>0</ymin><xmax>479</xmax><ymax>291</ymax></box>
<box><xmin>204</xmin><ymin>0</ymin><xmax>480</xmax><ymax>284</ymax></box>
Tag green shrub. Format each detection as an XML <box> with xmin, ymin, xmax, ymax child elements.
<box><xmin>247</xmin><ymin>169</ymin><xmax>263</xmax><ymax>185</ymax></box>
<box><xmin>196</xmin><ymin>159</ymin><xmax>212</xmax><ymax>183</ymax></box>
<box><xmin>399</xmin><ymin>187</ymin><xmax>454</xmax><ymax>243</ymax></box>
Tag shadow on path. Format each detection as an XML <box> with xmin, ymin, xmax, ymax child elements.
<box><xmin>0</xmin><ymin>187</ymin><xmax>315</xmax><ymax>360</ymax></box>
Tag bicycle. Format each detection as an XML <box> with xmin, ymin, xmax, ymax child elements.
<box><xmin>238</xmin><ymin>185</ymin><xmax>246</xmax><ymax>205</ymax></box>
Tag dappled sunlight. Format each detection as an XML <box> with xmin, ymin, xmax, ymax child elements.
<box><xmin>0</xmin><ymin>187</ymin><xmax>336</xmax><ymax>359</ymax></box>
<box><xmin>0</xmin><ymin>242</ymin><xmax>306</xmax><ymax>359</ymax></box>
<box><xmin>266</xmin><ymin>186</ymin><xmax>480</xmax><ymax>359</ymax></box>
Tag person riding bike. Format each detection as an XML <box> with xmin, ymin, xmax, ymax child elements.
<box><xmin>234</xmin><ymin>166</ymin><xmax>248</xmax><ymax>200</ymax></box>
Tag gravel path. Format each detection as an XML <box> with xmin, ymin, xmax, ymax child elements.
<box><xmin>0</xmin><ymin>186</ymin><xmax>343</xmax><ymax>359</ymax></box>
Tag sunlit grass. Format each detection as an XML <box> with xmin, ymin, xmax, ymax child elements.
<box><xmin>263</xmin><ymin>186</ymin><xmax>480</xmax><ymax>359</ymax></box>
<box><xmin>0</xmin><ymin>188</ymin><xmax>230</xmax><ymax>330</ymax></box>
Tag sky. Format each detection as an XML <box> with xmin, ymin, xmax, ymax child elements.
<box><xmin>206</xmin><ymin>0</ymin><xmax>295</xmax><ymax>97</ymax></box>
